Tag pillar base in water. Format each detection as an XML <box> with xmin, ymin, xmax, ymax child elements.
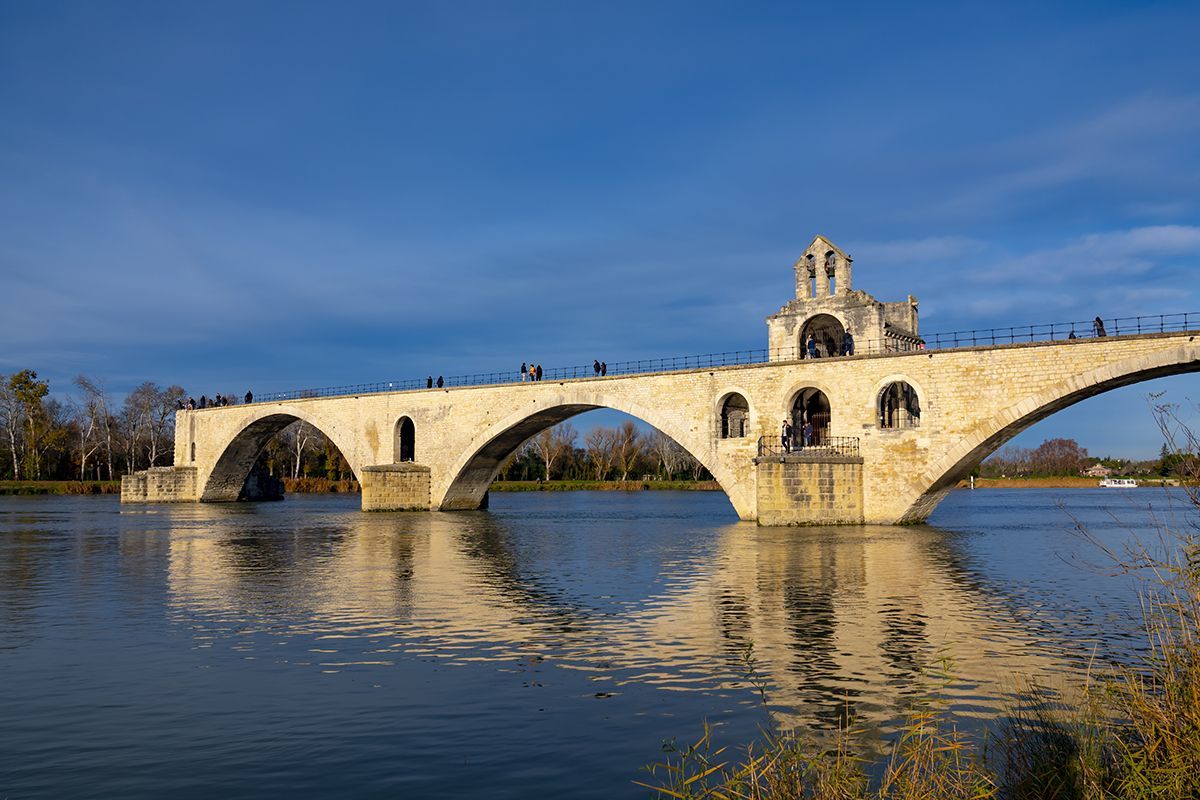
<box><xmin>121</xmin><ymin>466</ymin><xmax>199</xmax><ymax>503</ymax></box>
<box><xmin>754</xmin><ymin>455</ymin><xmax>864</xmax><ymax>525</ymax></box>
<box><xmin>361</xmin><ymin>463</ymin><xmax>432</xmax><ymax>511</ymax></box>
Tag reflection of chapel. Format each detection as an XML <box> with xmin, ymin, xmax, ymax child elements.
<box><xmin>766</xmin><ymin>235</ymin><xmax>921</xmax><ymax>359</ymax></box>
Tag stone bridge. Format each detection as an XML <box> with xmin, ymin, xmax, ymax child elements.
<box><xmin>123</xmin><ymin>330</ymin><xmax>1200</xmax><ymax>524</ymax></box>
<box><xmin>121</xmin><ymin>236</ymin><xmax>1200</xmax><ymax>524</ymax></box>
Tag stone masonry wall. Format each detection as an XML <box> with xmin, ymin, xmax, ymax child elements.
<box><xmin>361</xmin><ymin>463</ymin><xmax>432</xmax><ymax>511</ymax></box>
<box><xmin>755</xmin><ymin>458</ymin><xmax>864</xmax><ymax>525</ymax></box>
<box><xmin>121</xmin><ymin>466</ymin><xmax>198</xmax><ymax>503</ymax></box>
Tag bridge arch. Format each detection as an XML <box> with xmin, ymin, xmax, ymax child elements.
<box><xmin>438</xmin><ymin>391</ymin><xmax>751</xmax><ymax>518</ymax></box>
<box><xmin>902</xmin><ymin>343</ymin><xmax>1200</xmax><ymax>521</ymax></box>
<box><xmin>199</xmin><ymin>407</ymin><xmax>362</xmax><ymax>501</ymax></box>
<box><xmin>876</xmin><ymin>378</ymin><xmax>922</xmax><ymax>430</ymax></box>
<box><xmin>717</xmin><ymin>390</ymin><xmax>752</xmax><ymax>439</ymax></box>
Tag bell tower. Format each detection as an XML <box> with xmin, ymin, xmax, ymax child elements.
<box><xmin>768</xmin><ymin>235</ymin><xmax>920</xmax><ymax>359</ymax></box>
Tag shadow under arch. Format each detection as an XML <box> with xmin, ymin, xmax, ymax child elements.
<box><xmin>903</xmin><ymin>344</ymin><xmax>1200</xmax><ymax>521</ymax></box>
<box><xmin>439</xmin><ymin>399</ymin><xmax>749</xmax><ymax>518</ymax></box>
<box><xmin>201</xmin><ymin>412</ymin><xmax>360</xmax><ymax>501</ymax></box>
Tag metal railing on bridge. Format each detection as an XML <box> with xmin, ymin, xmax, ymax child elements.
<box><xmin>757</xmin><ymin>436</ymin><xmax>861</xmax><ymax>459</ymax></box>
<box><xmin>225</xmin><ymin>310</ymin><xmax>1199</xmax><ymax>406</ymax></box>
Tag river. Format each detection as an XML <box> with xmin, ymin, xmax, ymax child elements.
<box><xmin>0</xmin><ymin>488</ymin><xmax>1187</xmax><ymax>798</ymax></box>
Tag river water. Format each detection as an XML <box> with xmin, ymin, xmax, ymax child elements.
<box><xmin>0</xmin><ymin>488</ymin><xmax>1189</xmax><ymax>798</ymax></box>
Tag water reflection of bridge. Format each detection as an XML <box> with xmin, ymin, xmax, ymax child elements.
<box><xmin>163</xmin><ymin>506</ymin><xmax>1075</xmax><ymax>736</ymax></box>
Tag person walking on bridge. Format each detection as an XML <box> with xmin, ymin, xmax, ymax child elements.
<box><xmin>781</xmin><ymin>419</ymin><xmax>792</xmax><ymax>452</ymax></box>
<box><xmin>600</xmin><ymin>361</ymin><xmax>607</xmax><ymax>376</ymax></box>
<box><xmin>535</xmin><ymin>364</ymin><xmax>543</xmax><ymax>381</ymax></box>
<box><xmin>436</xmin><ymin>376</ymin><xmax>444</xmax><ymax>388</ymax></box>
<box><xmin>1093</xmin><ymin>316</ymin><xmax>1107</xmax><ymax>337</ymax></box>
<box><xmin>806</xmin><ymin>334</ymin><xmax>817</xmax><ymax>359</ymax></box>
<box><xmin>520</xmin><ymin>362</ymin><xmax>527</xmax><ymax>382</ymax></box>
<box><xmin>528</xmin><ymin>363</ymin><xmax>536</xmax><ymax>382</ymax></box>
<box><xmin>841</xmin><ymin>330</ymin><xmax>854</xmax><ymax>356</ymax></box>
<box><xmin>427</xmin><ymin>376</ymin><xmax>433</xmax><ymax>389</ymax></box>
<box><xmin>593</xmin><ymin>359</ymin><xmax>601</xmax><ymax>377</ymax></box>
<box><xmin>244</xmin><ymin>390</ymin><xmax>253</xmax><ymax>404</ymax></box>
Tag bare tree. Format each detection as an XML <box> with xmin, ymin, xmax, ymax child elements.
<box><xmin>531</xmin><ymin>422</ymin><xmax>577</xmax><ymax>480</ymax></box>
<box><xmin>0</xmin><ymin>375</ymin><xmax>22</xmax><ymax>479</ymax></box>
<box><xmin>613</xmin><ymin>420</ymin><xmax>644</xmax><ymax>481</ymax></box>
<box><xmin>289</xmin><ymin>421</ymin><xmax>319</xmax><ymax>478</ymax></box>
<box><xmin>648</xmin><ymin>428</ymin><xmax>688</xmax><ymax>480</ymax></box>
<box><xmin>74</xmin><ymin>376</ymin><xmax>114</xmax><ymax>480</ymax></box>
<box><xmin>585</xmin><ymin>427</ymin><xmax>617</xmax><ymax>480</ymax></box>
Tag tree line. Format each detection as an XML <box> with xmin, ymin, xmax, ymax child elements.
<box><xmin>980</xmin><ymin>436</ymin><xmax>1197</xmax><ymax>478</ymax></box>
<box><xmin>498</xmin><ymin>421</ymin><xmax>712</xmax><ymax>482</ymax></box>
<box><xmin>0</xmin><ymin>370</ymin><xmax>185</xmax><ymax>481</ymax></box>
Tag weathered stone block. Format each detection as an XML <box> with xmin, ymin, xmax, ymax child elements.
<box><xmin>361</xmin><ymin>463</ymin><xmax>432</xmax><ymax>511</ymax></box>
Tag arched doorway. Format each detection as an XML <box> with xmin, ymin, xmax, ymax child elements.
<box><xmin>790</xmin><ymin>388</ymin><xmax>831</xmax><ymax>446</ymax></box>
<box><xmin>878</xmin><ymin>382</ymin><xmax>920</xmax><ymax>429</ymax></box>
<box><xmin>720</xmin><ymin>393</ymin><xmax>750</xmax><ymax>439</ymax></box>
<box><xmin>799</xmin><ymin>314</ymin><xmax>846</xmax><ymax>359</ymax></box>
<box><xmin>395</xmin><ymin>417</ymin><xmax>415</xmax><ymax>462</ymax></box>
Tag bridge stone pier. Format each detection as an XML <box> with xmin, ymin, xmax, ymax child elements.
<box><xmin>123</xmin><ymin>236</ymin><xmax>1200</xmax><ymax>525</ymax></box>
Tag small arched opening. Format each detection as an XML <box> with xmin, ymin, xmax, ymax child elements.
<box><xmin>825</xmin><ymin>251</ymin><xmax>837</xmax><ymax>295</ymax></box>
<box><xmin>395</xmin><ymin>416</ymin><xmax>415</xmax><ymax>462</ymax></box>
<box><xmin>790</xmin><ymin>388</ymin><xmax>831</xmax><ymax>446</ymax></box>
<box><xmin>720</xmin><ymin>393</ymin><xmax>750</xmax><ymax>439</ymax></box>
<box><xmin>799</xmin><ymin>314</ymin><xmax>846</xmax><ymax>359</ymax></box>
<box><xmin>806</xmin><ymin>254</ymin><xmax>817</xmax><ymax>297</ymax></box>
<box><xmin>879</xmin><ymin>382</ymin><xmax>921</xmax><ymax>429</ymax></box>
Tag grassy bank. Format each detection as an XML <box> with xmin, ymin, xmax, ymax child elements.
<box><xmin>0</xmin><ymin>480</ymin><xmax>120</xmax><ymax>495</ymax></box>
<box><xmin>490</xmin><ymin>479</ymin><xmax>722</xmax><ymax>492</ymax></box>
<box><xmin>958</xmin><ymin>476</ymin><xmax>1177</xmax><ymax>489</ymax></box>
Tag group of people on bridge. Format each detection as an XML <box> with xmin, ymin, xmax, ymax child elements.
<box><xmin>521</xmin><ymin>362</ymin><xmax>544</xmax><ymax>381</ymax></box>
<box><xmin>180</xmin><ymin>391</ymin><xmax>253</xmax><ymax>410</ymax></box>
<box><xmin>802</xmin><ymin>329</ymin><xmax>855</xmax><ymax>359</ymax></box>
<box><xmin>780</xmin><ymin>418</ymin><xmax>814</xmax><ymax>451</ymax></box>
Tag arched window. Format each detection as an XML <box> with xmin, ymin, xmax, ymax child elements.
<box><xmin>879</xmin><ymin>382</ymin><xmax>920</xmax><ymax>429</ymax></box>
<box><xmin>799</xmin><ymin>314</ymin><xmax>846</xmax><ymax>359</ymax></box>
<box><xmin>824</xmin><ymin>251</ymin><xmax>837</xmax><ymax>295</ymax></box>
<box><xmin>806</xmin><ymin>254</ymin><xmax>817</xmax><ymax>297</ymax></box>
<box><xmin>790</xmin><ymin>388</ymin><xmax>831</xmax><ymax>446</ymax></box>
<box><xmin>395</xmin><ymin>416</ymin><xmax>415</xmax><ymax>462</ymax></box>
<box><xmin>720</xmin><ymin>394</ymin><xmax>749</xmax><ymax>439</ymax></box>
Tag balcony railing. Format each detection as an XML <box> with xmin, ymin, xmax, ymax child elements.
<box><xmin>757</xmin><ymin>436</ymin><xmax>861</xmax><ymax>458</ymax></box>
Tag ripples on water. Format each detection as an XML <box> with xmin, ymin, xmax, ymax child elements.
<box><xmin>0</xmin><ymin>488</ymin><xmax>1188</xmax><ymax>798</ymax></box>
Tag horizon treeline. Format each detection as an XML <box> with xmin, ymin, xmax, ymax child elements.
<box><xmin>980</xmin><ymin>436</ymin><xmax>1197</xmax><ymax>478</ymax></box>
<box><xmin>0</xmin><ymin>370</ymin><xmax>185</xmax><ymax>481</ymax></box>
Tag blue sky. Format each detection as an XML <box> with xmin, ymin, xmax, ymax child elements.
<box><xmin>2</xmin><ymin>1</ymin><xmax>1198</xmax><ymax>458</ymax></box>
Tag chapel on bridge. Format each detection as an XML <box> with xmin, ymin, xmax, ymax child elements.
<box><xmin>766</xmin><ymin>235</ymin><xmax>921</xmax><ymax>359</ymax></box>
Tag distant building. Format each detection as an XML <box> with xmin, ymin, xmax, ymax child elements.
<box><xmin>1083</xmin><ymin>463</ymin><xmax>1113</xmax><ymax>478</ymax></box>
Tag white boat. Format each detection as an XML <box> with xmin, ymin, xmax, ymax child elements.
<box><xmin>1099</xmin><ymin>477</ymin><xmax>1138</xmax><ymax>488</ymax></box>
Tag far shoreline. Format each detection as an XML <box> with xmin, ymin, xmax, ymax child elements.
<box><xmin>955</xmin><ymin>476</ymin><xmax>1179</xmax><ymax>489</ymax></box>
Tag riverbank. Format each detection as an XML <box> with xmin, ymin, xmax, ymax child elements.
<box><xmin>0</xmin><ymin>480</ymin><xmax>120</xmax><ymax>495</ymax></box>
<box><xmin>490</xmin><ymin>479</ymin><xmax>722</xmax><ymax>492</ymax></box>
<box><xmin>957</xmin><ymin>476</ymin><xmax>1178</xmax><ymax>488</ymax></box>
